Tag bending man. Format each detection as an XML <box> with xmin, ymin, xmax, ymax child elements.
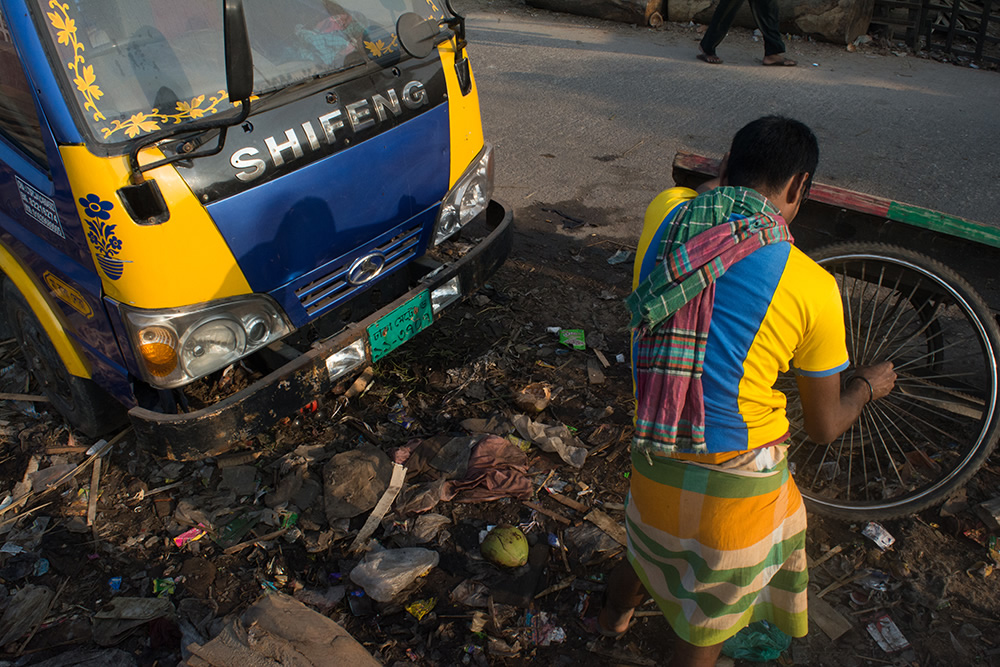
<box><xmin>602</xmin><ymin>116</ymin><xmax>896</xmax><ymax>666</ymax></box>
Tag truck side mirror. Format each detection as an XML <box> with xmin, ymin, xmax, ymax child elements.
<box><xmin>397</xmin><ymin>12</ymin><xmax>441</xmax><ymax>59</ymax></box>
<box><xmin>224</xmin><ymin>0</ymin><xmax>254</xmax><ymax>102</ymax></box>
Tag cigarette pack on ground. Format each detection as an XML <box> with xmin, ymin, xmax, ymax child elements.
<box><xmin>866</xmin><ymin>613</ymin><xmax>910</xmax><ymax>652</ymax></box>
<box><xmin>862</xmin><ymin>521</ymin><xmax>895</xmax><ymax>551</ymax></box>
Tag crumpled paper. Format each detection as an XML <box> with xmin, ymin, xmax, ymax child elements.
<box><xmin>512</xmin><ymin>415</ymin><xmax>588</xmax><ymax>468</ymax></box>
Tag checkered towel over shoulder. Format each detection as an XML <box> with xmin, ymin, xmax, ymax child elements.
<box><xmin>626</xmin><ymin>187</ymin><xmax>792</xmax><ymax>455</ymax></box>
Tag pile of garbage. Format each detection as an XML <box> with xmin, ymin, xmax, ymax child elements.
<box><xmin>1</xmin><ymin>256</ymin><xmax>999</xmax><ymax>666</ymax></box>
<box><xmin>0</xmin><ymin>372</ymin><xmax>642</xmax><ymax>666</ymax></box>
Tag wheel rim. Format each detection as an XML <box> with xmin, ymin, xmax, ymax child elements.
<box><xmin>783</xmin><ymin>252</ymin><xmax>998</xmax><ymax>515</ymax></box>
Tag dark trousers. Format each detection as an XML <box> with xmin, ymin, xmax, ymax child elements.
<box><xmin>699</xmin><ymin>0</ymin><xmax>785</xmax><ymax>57</ymax></box>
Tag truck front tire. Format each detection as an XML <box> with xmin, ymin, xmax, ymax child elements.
<box><xmin>3</xmin><ymin>280</ymin><xmax>125</xmax><ymax>438</ymax></box>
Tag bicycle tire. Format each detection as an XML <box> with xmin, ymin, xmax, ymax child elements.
<box><xmin>784</xmin><ymin>242</ymin><xmax>1000</xmax><ymax>520</ymax></box>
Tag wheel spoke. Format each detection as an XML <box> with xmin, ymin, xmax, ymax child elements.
<box><xmin>881</xmin><ymin>304</ymin><xmax>946</xmax><ymax>363</ymax></box>
<box><xmin>879</xmin><ymin>394</ymin><xmax>963</xmax><ymax>443</ymax></box>
<box><xmin>890</xmin><ymin>337</ymin><xmax>980</xmax><ymax>374</ymax></box>
<box><xmin>895</xmin><ymin>388</ymin><xmax>983</xmax><ymax>421</ymax></box>
<box><xmin>886</xmin><ymin>391</ymin><xmax>976</xmax><ymax>428</ymax></box>
<box><xmin>842</xmin><ymin>266</ymin><xmax>859</xmax><ymax>361</ymax></box>
<box><xmin>865</xmin><ymin>406</ymin><xmax>905</xmax><ymax>488</ymax></box>
<box><xmin>892</xmin><ymin>369</ymin><xmax>985</xmax><ymax>385</ymax></box>
<box><xmin>868</xmin><ymin>398</ymin><xmax>924</xmax><ymax>463</ymax></box>
<box><xmin>859</xmin><ymin>266</ymin><xmax>887</xmax><ymax>363</ymax></box>
<box><xmin>864</xmin><ymin>283</ymin><xmax>931</xmax><ymax>362</ymax></box>
<box><xmin>863</xmin><ymin>268</ymin><xmax>908</xmax><ymax>362</ymax></box>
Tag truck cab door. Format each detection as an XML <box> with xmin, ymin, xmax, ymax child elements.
<box><xmin>0</xmin><ymin>11</ymin><xmax>125</xmax><ymax>395</ymax></box>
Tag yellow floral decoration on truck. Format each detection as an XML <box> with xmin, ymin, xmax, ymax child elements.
<box><xmin>46</xmin><ymin>1</ymin><xmax>104</xmax><ymax>123</ymax></box>
<box><xmin>47</xmin><ymin>0</ymin><xmax>448</xmax><ymax>140</ymax></box>
<box><xmin>45</xmin><ymin>0</ymin><xmax>235</xmax><ymax>141</ymax></box>
<box><xmin>101</xmin><ymin>91</ymin><xmax>231</xmax><ymax>140</ymax></box>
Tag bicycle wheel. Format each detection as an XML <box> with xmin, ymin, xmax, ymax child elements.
<box><xmin>781</xmin><ymin>242</ymin><xmax>1000</xmax><ymax>520</ymax></box>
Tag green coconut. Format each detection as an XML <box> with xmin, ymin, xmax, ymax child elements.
<box><xmin>481</xmin><ymin>525</ymin><xmax>529</xmax><ymax>568</ymax></box>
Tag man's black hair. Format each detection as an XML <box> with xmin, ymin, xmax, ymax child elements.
<box><xmin>725</xmin><ymin>116</ymin><xmax>819</xmax><ymax>196</ymax></box>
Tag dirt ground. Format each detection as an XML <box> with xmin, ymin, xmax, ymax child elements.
<box><xmin>0</xmin><ymin>198</ymin><xmax>998</xmax><ymax>666</ymax></box>
<box><xmin>1</xmin><ymin>6</ymin><xmax>999</xmax><ymax>667</ymax></box>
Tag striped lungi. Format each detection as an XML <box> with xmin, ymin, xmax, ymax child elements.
<box><xmin>625</xmin><ymin>445</ymin><xmax>808</xmax><ymax>647</ymax></box>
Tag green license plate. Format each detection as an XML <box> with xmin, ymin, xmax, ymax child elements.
<box><xmin>367</xmin><ymin>291</ymin><xmax>434</xmax><ymax>362</ymax></box>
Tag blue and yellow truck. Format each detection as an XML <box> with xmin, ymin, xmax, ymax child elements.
<box><xmin>0</xmin><ymin>0</ymin><xmax>511</xmax><ymax>458</ymax></box>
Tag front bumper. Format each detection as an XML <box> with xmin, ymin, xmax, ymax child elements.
<box><xmin>129</xmin><ymin>200</ymin><xmax>513</xmax><ymax>460</ymax></box>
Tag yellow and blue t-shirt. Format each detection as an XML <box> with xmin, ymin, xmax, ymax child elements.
<box><xmin>633</xmin><ymin>187</ymin><xmax>849</xmax><ymax>454</ymax></box>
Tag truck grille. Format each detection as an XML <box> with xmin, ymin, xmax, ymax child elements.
<box><xmin>294</xmin><ymin>225</ymin><xmax>423</xmax><ymax>317</ymax></box>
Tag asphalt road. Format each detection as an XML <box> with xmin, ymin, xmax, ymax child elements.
<box><xmin>463</xmin><ymin>1</ymin><xmax>1000</xmax><ymax>241</ymax></box>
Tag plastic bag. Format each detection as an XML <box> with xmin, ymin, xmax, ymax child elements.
<box><xmin>349</xmin><ymin>548</ymin><xmax>439</xmax><ymax>602</ymax></box>
<box><xmin>721</xmin><ymin>621</ymin><xmax>791</xmax><ymax>661</ymax></box>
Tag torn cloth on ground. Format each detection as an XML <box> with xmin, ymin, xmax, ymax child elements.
<box><xmin>442</xmin><ymin>436</ymin><xmax>532</xmax><ymax>503</ymax></box>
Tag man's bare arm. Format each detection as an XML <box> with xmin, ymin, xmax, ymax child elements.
<box><xmin>795</xmin><ymin>362</ymin><xmax>896</xmax><ymax>444</ymax></box>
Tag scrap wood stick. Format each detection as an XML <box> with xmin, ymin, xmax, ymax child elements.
<box><xmin>44</xmin><ymin>446</ymin><xmax>89</xmax><ymax>455</ymax></box>
<box><xmin>47</xmin><ymin>427</ymin><xmax>131</xmax><ymax>491</ymax></box>
<box><xmin>588</xmin><ymin>439</ymin><xmax>616</xmax><ymax>458</ymax></box>
<box><xmin>16</xmin><ymin>577</ymin><xmax>69</xmax><ymax>657</ymax></box>
<box><xmin>534</xmin><ymin>575</ymin><xmax>576</xmax><ymax>599</ymax></box>
<box><xmin>547</xmin><ymin>491</ymin><xmax>588</xmax><ymax>513</ymax></box>
<box><xmin>557</xmin><ymin>529</ymin><xmax>572</xmax><ymax>572</ymax></box>
<box><xmin>807</xmin><ymin>544</ymin><xmax>844</xmax><ymax>569</ymax></box>
<box><xmin>0</xmin><ymin>502</ymin><xmax>53</xmax><ymax>531</ymax></box>
<box><xmin>215</xmin><ymin>451</ymin><xmax>262</xmax><ymax>469</ymax></box>
<box><xmin>536</xmin><ymin>469</ymin><xmax>556</xmax><ymax>492</ymax></box>
<box><xmin>0</xmin><ymin>392</ymin><xmax>49</xmax><ymax>402</ymax></box>
<box><xmin>487</xmin><ymin>595</ymin><xmax>500</xmax><ymax>635</ymax></box>
<box><xmin>131</xmin><ymin>480</ymin><xmax>185</xmax><ymax>503</ymax></box>
<box><xmin>950</xmin><ymin>611</ymin><xmax>1000</xmax><ymax>624</ymax></box>
<box><xmin>223</xmin><ymin>528</ymin><xmax>288</xmax><ymax>555</ymax></box>
<box><xmin>584</xmin><ymin>508</ymin><xmax>628</xmax><ymax>546</ymax></box>
<box><xmin>588</xmin><ymin>546</ymin><xmax>624</xmax><ymax>567</ymax></box>
<box><xmin>850</xmin><ymin>599</ymin><xmax>901</xmax><ymax>615</ymax></box>
<box><xmin>605</xmin><ymin>443</ymin><xmax>626</xmax><ymax>464</ymax></box>
<box><xmin>0</xmin><ymin>456</ymin><xmax>40</xmax><ymax>518</ymax></box>
<box><xmin>86</xmin><ymin>456</ymin><xmax>102</xmax><ymax>527</ymax></box>
<box><xmin>816</xmin><ymin>570</ymin><xmax>867</xmax><ymax>598</ymax></box>
<box><xmin>523</xmin><ymin>501</ymin><xmax>571</xmax><ymax>526</ymax></box>
<box><xmin>348</xmin><ymin>463</ymin><xmax>407</xmax><ymax>553</ymax></box>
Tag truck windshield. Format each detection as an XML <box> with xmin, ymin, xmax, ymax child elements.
<box><xmin>35</xmin><ymin>0</ymin><xmax>444</xmax><ymax>146</ymax></box>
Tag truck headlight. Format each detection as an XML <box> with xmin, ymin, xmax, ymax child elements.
<box><xmin>433</xmin><ymin>144</ymin><xmax>494</xmax><ymax>245</ymax></box>
<box><xmin>121</xmin><ymin>296</ymin><xmax>291</xmax><ymax>388</ymax></box>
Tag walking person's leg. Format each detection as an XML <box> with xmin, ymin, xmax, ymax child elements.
<box><xmin>698</xmin><ymin>0</ymin><xmax>747</xmax><ymax>63</ymax></box>
<box><xmin>748</xmin><ymin>0</ymin><xmax>796</xmax><ymax>65</ymax></box>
